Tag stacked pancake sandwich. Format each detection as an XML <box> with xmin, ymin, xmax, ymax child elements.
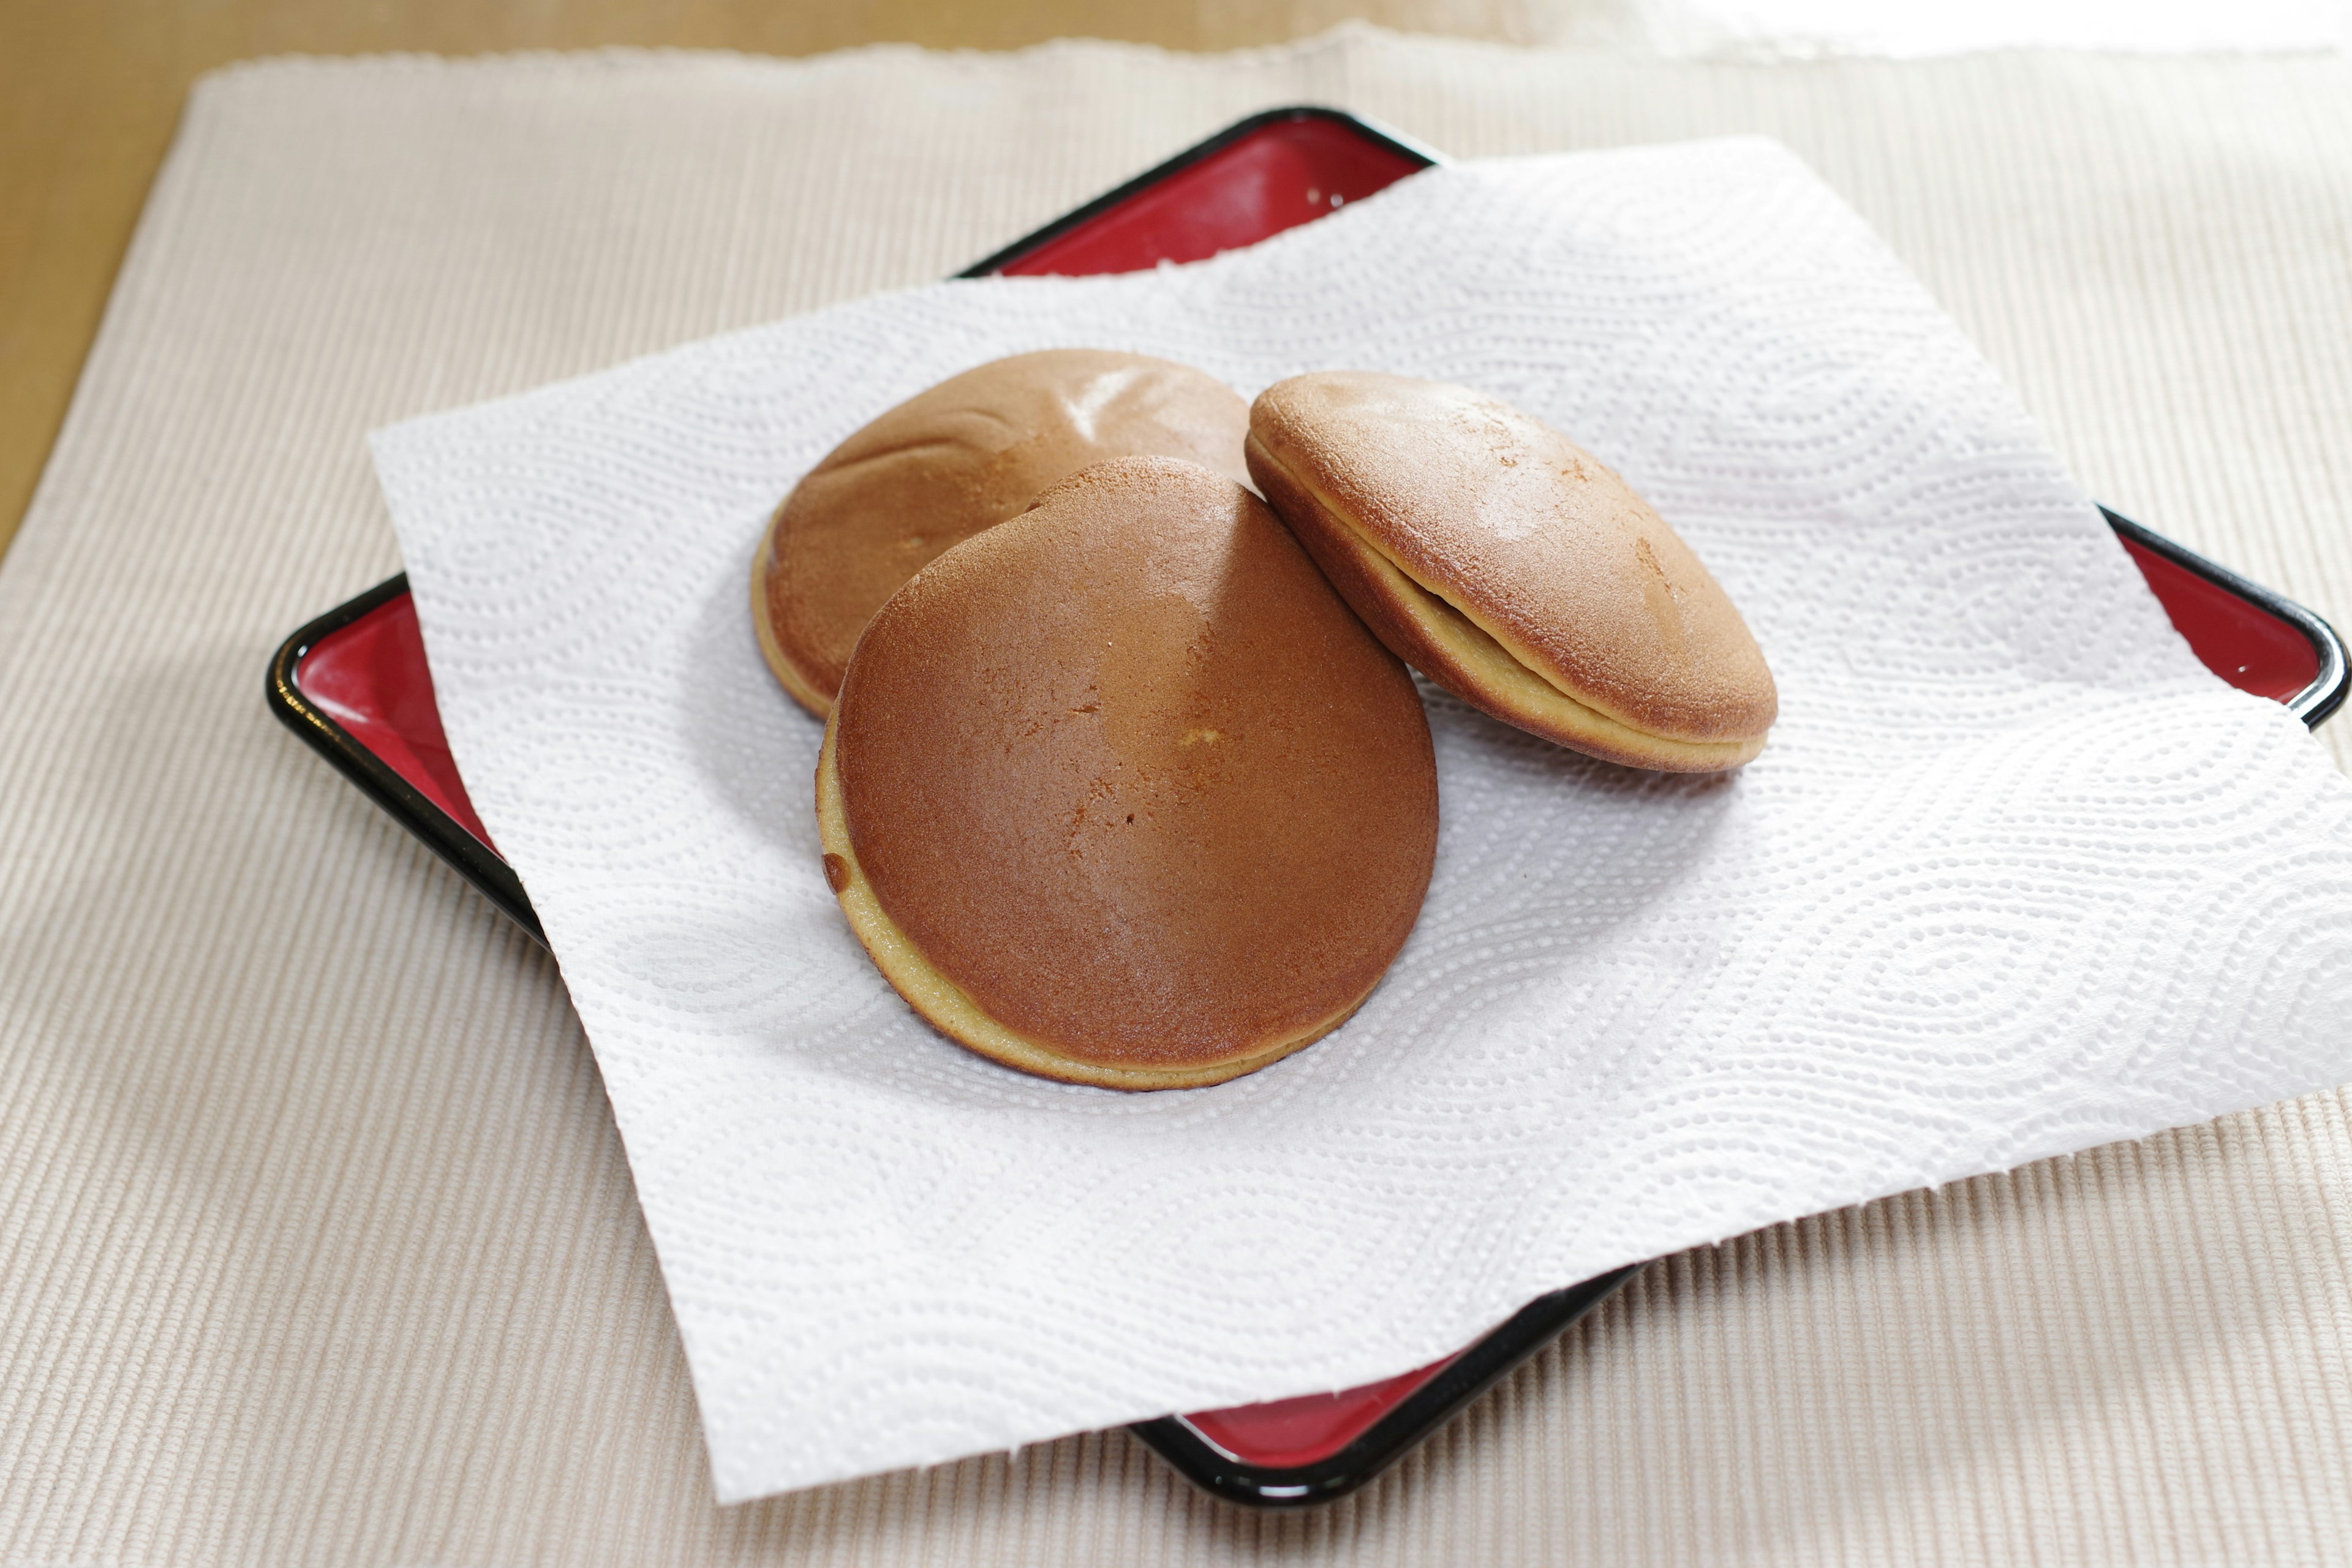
<box><xmin>817</xmin><ymin>457</ymin><xmax>1438</xmax><ymax>1090</ymax></box>
<box><xmin>759</xmin><ymin>354</ymin><xmax>1774</xmax><ymax>1090</ymax></box>
<box><xmin>1246</xmin><ymin>371</ymin><xmax>1777</xmax><ymax>772</ymax></box>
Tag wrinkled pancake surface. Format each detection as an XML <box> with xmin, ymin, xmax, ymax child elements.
<box><xmin>756</xmin><ymin>349</ymin><xmax>1250</xmax><ymax>717</ymax></box>
<box><xmin>1248</xmin><ymin>371</ymin><xmax>1776</xmax><ymax>771</ymax></box>
<box><xmin>820</xmin><ymin>456</ymin><xmax>1438</xmax><ymax>1090</ymax></box>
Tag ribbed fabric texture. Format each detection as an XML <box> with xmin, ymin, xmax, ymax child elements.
<box><xmin>2</xmin><ymin>29</ymin><xmax>2350</xmax><ymax>1566</ymax></box>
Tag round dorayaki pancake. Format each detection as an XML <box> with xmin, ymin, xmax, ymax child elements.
<box><xmin>755</xmin><ymin>349</ymin><xmax>1251</xmax><ymax>717</ymax></box>
<box><xmin>1246</xmin><ymin>372</ymin><xmax>1777</xmax><ymax>772</ymax></box>
<box><xmin>819</xmin><ymin>456</ymin><xmax>1438</xmax><ymax>1091</ymax></box>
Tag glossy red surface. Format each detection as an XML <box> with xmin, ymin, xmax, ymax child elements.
<box><xmin>2116</xmin><ymin>533</ymin><xmax>2318</xmax><ymax>700</ymax></box>
<box><xmin>995</xmin><ymin>115</ymin><xmax>1430</xmax><ymax>277</ymax></box>
<box><xmin>298</xmin><ymin>592</ymin><xmax>496</xmax><ymax>850</ymax></box>
<box><xmin>1185</xmin><ymin>1356</ymin><xmax>1455</xmax><ymax>1468</ymax></box>
<box><xmin>287</xmin><ymin>110</ymin><xmax>2325</xmax><ymax>1474</ymax></box>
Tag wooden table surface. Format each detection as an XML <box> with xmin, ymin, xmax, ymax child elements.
<box><xmin>0</xmin><ymin>0</ymin><xmax>1517</xmax><ymax>564</ymax></box>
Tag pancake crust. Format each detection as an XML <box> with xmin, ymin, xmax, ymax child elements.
<box><xmin>823</xmin><ymin>456</ymin><xmax>1438</xmax><ymax>1090</ymax></box>
<box><xmin>1248</xmin><ymin>372</ymin><xmax>1776</xmax><ymax>772</ymax></box>
<box><xmin>756</xmin><ymin>349</ymin><xmax>1250</xmax><ymax>718</ymax></box>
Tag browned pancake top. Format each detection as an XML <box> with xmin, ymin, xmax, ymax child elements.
<box><xmin>831</xmin><ymin>457</ymin><xmax>1438</xmax><ymax>1069</ymax></box>
<box><xmin>1250</xmin><ymin>371</ymin><xmax>1776</xmax><ymax>744</ymax></box>
<box><xmin>764</xmin><ymin>349</ymin><xmax>1250</xmax><ymax>709</ymax></box>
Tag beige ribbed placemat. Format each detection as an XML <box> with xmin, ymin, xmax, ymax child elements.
<box><xmin>4</xmin><ymin>28</ymin><xmax>2351</xmax><ymax>1566</ymax></box>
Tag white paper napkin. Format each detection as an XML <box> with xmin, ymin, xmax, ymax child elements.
<box><xmin>371</xmin><ymin>138</ymin><xmax>2352</xmax><ymax>1502</ymax></box>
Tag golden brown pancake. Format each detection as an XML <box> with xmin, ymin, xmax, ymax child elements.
<box><xmin>819</xmin><ymin>456</ymin><xmax>1438</xmax><ymax>1090</ymax></box>
<box><xmin>755</xmin><ymin>349</ymin><xmax>1251</xmax><ymax>717</ymax></box>
<box><xmin>1247</xmin><ymin>371</ymin><xmax>1777</xmax><ymax>772</ymax></box>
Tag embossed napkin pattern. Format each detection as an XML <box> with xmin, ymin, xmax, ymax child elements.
<box><xmin>372</xmin><ymin>140</ymin><xmax>2352</xmax><ymax>1501</ymax></box>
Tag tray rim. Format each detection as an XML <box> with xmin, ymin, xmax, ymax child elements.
<box><xmin>1127</xmin><ymin>1265</ymin><xmax>1637</xmax><ymax>1507</ymax></box>
<box><xmin>266</xmin><ymin>572</ymin><xmax>544</xmax><ymax>944</ymax></box>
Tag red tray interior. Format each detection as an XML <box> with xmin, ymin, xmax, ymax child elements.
<box><xmin>303</xmin><ymin>592</ymin><xmax>495</xmax><ymax>848</ymax></box>
<box><xmin>2115</xmin><ymin>533</ymin><xmax>2316</xmax><ymax>699</ymax></box>
<box><xmin>1181</xmin><ymin>1356</ymin><xmax>1453</xmax><ymax>1468</ymax></box>
<box><xmin>995</xmin><ymin>115</ymin><xmax>1429</xmax><ymax>277</ymax></box>
<box><xmin>294</xmin><ymin>111</ymin><xmax>2323</xmax><ymax>1475</ymax></box>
